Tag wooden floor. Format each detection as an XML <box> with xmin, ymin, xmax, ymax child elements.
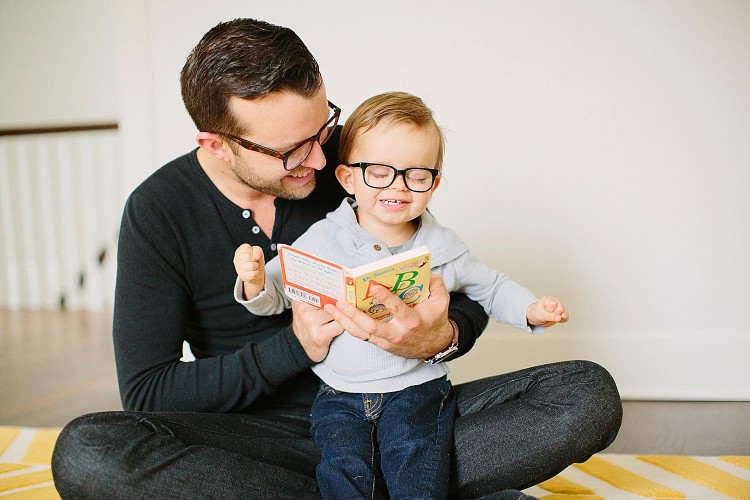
<box><xmin>0</xmin><ymin>309</ymin><xmax>121</xmax><ymax>427</ymax></box>
<box><xmin>1</xmin><ymin>309</ymin><xmax>748</xmax><ymax>455</ymax></box>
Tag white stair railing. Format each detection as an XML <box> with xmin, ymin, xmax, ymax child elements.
<box><xmin>0</xmin><ymin>125</ymin><xmax>120</xmax><ymax>310</ymax></box>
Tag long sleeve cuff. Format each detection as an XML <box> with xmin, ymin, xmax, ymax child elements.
<box><xmin>513</xmin><ymin>297</ymin><xmax>546</xmax><ymax>335</ymax></box>
<box><xmin>234</xmin><ymin>276</ymin><xmax>285</xmax><ymax>315</ymax></box>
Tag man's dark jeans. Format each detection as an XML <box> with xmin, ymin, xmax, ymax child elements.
<box><xmin>311</xmin><ymin>377</ymin><xmax>455</xmax><ymax>499</ymax></box>
<box><xmin>51</xmin><ymin>360</ymin><xmax>623</xmax><ymax>499</ymax></box>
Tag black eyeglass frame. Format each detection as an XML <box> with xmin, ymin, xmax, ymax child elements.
<box><xmin>347</xmin><ymin>162</ymin><xmax>440</xmax><ymax>193</ymax></box>
<box><xmin>215</xmin><ymin>101</ymin><xmax>341</xmax><ymax>171</ymax></box>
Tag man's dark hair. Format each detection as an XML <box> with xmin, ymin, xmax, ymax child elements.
<box><xmin>180</xmin><ymin>18</ymin><xmax>322</xmax><ymax>137</ymax></box>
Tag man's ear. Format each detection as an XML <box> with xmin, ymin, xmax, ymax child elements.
<box><xmin>196</xmin><ymin>132</ymin><xmax>233</xmax><ymax>162</ymax></box>
<box><xmin>335</xmin><ymin>164</ymin><xmax>356</xmax><ymax>195</ymax></box>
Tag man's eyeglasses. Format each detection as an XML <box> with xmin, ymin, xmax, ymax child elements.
<box><xmin>347</xmin><ymin>163</ymin><xmax>440</xmax><ymax>193</ymax></box>
<box><xmin>217</xmin><ymin>101</ymin><xmax>341</xmax><ymax>171</ymax></box>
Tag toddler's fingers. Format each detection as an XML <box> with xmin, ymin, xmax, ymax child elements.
<box><xmin>251</xmin><ymin>246</ymin><xmax>265</xmax><ymax>264</ymax></box>
<box><xmin>538</xmin><ymin>303</ymin><xmax>564</xmax><ymax>324</ymax></box>
<box><xmin>239</xmin><ymin>260</ymin><xmax>261</xmax><ymax>272</ymax></box>
<box><xmin>546</xmin><ymin>311</ymin><xmax>563</xmax><ymax>323</ymax></box>
<box><xmin>234</xmin><ymin>245</ymin><xmax>256</xmax><ymax>267</ymax></box>
<box><xmin>541</xmin><ymin>296</ymin><xmax>559</xmax><ymax>313</ymax></box>
<box><xmin>235</xmin><ymin>243</ymin><xmax>253</xmax><ymax>257</ymax></box>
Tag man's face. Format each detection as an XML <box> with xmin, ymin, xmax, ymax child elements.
<box><xmin>227</xmin><ymin>86</ymin><xmax>330</xmax><ymax>200</ymax></box>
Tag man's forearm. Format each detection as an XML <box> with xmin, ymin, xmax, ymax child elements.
<box><xmin>446</xmin><ymin>292</ymin><xmax>489</xmax><ymax>360</ymax></box>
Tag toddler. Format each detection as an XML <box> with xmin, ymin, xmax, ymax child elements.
<box><xmin>234</xmin><ymin>92</ymin><xmax>568</xmax><ymax>499</ymax></box>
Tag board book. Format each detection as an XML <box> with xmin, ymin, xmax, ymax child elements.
<box><xmin>277</xmin><ymin>244</ymin><xmax>431</xmax><ymax>320</ymax></box>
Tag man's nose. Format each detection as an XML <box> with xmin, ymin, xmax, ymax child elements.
<box><xmin>302</xmin><ymin>142</ymin><xmax>327</xmax><ymax>170</ymax></box>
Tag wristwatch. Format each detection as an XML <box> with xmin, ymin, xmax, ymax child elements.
<box><xmin>424</xmin><ymin>318</ymin><xmax>460</xmax><ymax>364</ymax></box>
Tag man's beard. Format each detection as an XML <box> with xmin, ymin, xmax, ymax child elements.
<box><xmin>231</xmin><ymin>161</ymin><xmax>317</xmax><ymax>200</ymax></box>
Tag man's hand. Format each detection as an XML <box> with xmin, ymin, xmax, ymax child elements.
<box><xmin>527</xmin><ymin>296</ymin><xmax>569</xmax><ymax>327</ymax></box>
<box><xmin>233</xmin><ymin>244</ymin><xmax>265</xmax><ymax>300</ymax></box>
<box><xmin>292</xmin><ymin>300</ymin><xmax>344</xmax><ymax>362</ymax></box>
<box><xmin>323</xmin><ymin>274</ymin><xmax>454</xmax><ymax>359</ymax></box>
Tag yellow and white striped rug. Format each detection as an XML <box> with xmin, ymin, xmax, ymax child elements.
<box><xmin>522</xmin><ymin>454</ymin><xmax>750</xmax><ymax>499</ymax></box>
<box><xmin>1</xmin><ymin>426</ymin><xmax>749</xmax><ymax>499</ymax></box>
<box><xmin>1</xmin><ymin>427</ymin><xmax>59</xmax><ymax>499</ymax></box>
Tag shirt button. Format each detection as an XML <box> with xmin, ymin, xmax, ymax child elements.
<box><xmin>242</xmin><ymin>210</ymin><xmax>251</xmax><ymax>219</ymax></box>
<box><xmin>252</xmin><ymin>226</ymin><xmax>260</xmax><ymax>234</ymax></box>
<box><xmin>373</xmin><ymin>244</ymin><xmax>382</xmax><ymax>251</ymax></box>
<box><xmin>270</xmin><ymin>243</ymin><xmax>277</xmax><ymax>251</ymax></box>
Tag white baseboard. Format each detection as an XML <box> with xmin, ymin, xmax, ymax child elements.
<box><xmin>446</xmin><ymin>325</ymin><xmax>750</xmax><ymax>401</ymax></box>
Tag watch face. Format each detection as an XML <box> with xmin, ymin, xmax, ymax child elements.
<box><xmin>442</xmin><ymin>345</ymin><xmax>458</xmax><ymax>357</ymax></box>
<box><xmin>425</xmin><ymin>343</ymin><xmax>458</xmax><ymax>364</ymax></box>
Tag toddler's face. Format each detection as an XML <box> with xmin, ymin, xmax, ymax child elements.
<box><xmin>345</xmin><ymin>122</ymin><xmax>441</xmax><ymax>236</ymax></box>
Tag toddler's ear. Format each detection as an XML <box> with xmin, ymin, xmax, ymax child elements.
<box><xmin>335</xmin><ymin>164</ymin><xmax>356</xmax><ymax>195</ymax></box>
<box><xmin>431</xmin><ymin>174</ymin><xmax>442</xmax><ymax>193</ymax></box>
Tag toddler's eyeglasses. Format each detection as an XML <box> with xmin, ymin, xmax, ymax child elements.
<box><xmin>347</xmin><ymin>163</ymin><xmax>439</xmax><ymax>192</ymax></box>
<box><xmin>216</xmin><ymin>101</ymin><xmax>340</xmax><ymax>171</ymax></box>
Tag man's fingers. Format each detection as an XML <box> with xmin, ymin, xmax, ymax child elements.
<box><xmin>413</xmin><ymin>274</ymin><xmax>449</xmax><ymax>312</ymax></box>
<box><xmin>294</xmin><ymin>300</ymin><xmax>333</xmax><ymax>320</ymax></box>
<box><xmin>291</xmin><ymin>301</ymin><xmax>342</xmax><ymax>340</ymax></box>
<box><xmin>323</xmin><ymin>301</ymin><xmax>373</xmax><ymax>334</ymax></box>
<box><xmin>323</xmin><ymin>302</ymin><xmax>385</xmax><ymax>345</ymax></box>
<box><xmin>369</xmin><ymin>274</ymin><xmax>448</xmax><ymax>323</ymax></box>
<box><xmin>321</xmin><ymin>274</ymin><xmax>451</xmax><ymax>355</ymax></box>
<box><xmin>427</xmin><ymin>273</ymin><xmax>447</xmax><ymax>297</ymax></box>
<box><xmin>369</xmin><ymin>283</ymin><xmax>409</xmax><ymax>318</ymax></box>
<box><xmin>291</xmin><ymin>301</ymin><xmax>343</xmax><ymax>362</ymax></box>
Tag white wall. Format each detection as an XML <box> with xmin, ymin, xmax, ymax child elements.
<box><xmin>115</xmin><ymin>1</ymin><xmax>750</xmax><ymax>400</ymax></box>
<box><xmin>0</xmin><ymin>0</ymin><xmax>117</xmax><ymax>128</ymax></box>
<box><xmin>4</xmin><ymin>1</ymin><xmax>749</xmax><ymax>399</ymax></box>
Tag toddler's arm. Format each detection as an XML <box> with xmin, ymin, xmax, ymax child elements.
<box><xmin>233</xmin><ymin>243</ymin><xmax>265</xmax><ymax>300</ymax></box>
<box><xmin>444</xmin><ymin>251</ymin><xmax>569</xmax><ymax>332</ymax></box>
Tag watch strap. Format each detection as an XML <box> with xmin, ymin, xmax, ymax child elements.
<box><xmin>424</xmin><ymin>318</ymin><xmax>460</xmax><ymax>364</ymax></box>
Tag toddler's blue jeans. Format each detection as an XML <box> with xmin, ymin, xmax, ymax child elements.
<box><xmin>311</xmin><ymin>376</ymin><xmax>455</xmax><ymax>499</ymax></box>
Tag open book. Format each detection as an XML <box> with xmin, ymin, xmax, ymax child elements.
<box><xmin>277</xmin><ymin>244</ymin><xmax>431</xmax><ymax>320</ymax></box>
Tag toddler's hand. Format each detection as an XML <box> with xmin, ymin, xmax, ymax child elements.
<box><xmin>526</xmin><ymin>296</ymin><xmax>569</xmax><ymax>327</ymax></box>
<box><xmin>233</xmin><ymin>244</ymin><xmax>265</xmax><ymax>300</ymax></box>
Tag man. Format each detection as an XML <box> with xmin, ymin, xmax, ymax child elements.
<box><xmin>51</xmin><ymin>18</ymin><xmax>622</xmax><ymax>499</ymax></box>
